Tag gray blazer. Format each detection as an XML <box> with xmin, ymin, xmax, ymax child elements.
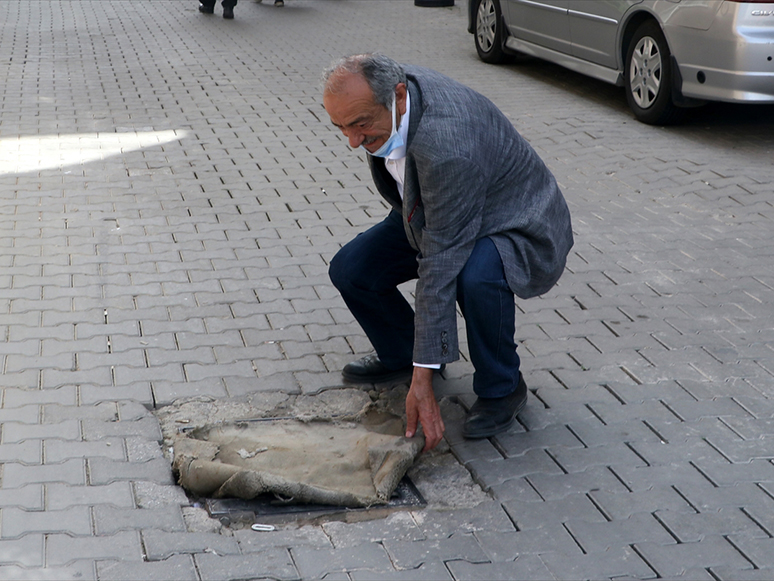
<box><xmin>368</xmin><ymin>66</ymin><xmax>573</xmax><ymax>365</ymax></box>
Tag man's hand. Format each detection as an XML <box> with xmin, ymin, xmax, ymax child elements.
<box><xmin>405</xmin><ymin>366</ymin><xmax>445</xmax><ymax>452</ymax></box>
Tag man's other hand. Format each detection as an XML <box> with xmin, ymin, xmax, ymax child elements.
<box><xmin>405</xmin><ymin>366</ymin><xmax>445</xmax><ymax>452</ymax></box>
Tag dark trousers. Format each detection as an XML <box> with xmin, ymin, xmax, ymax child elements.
<box><xmin>329</xmin><ymin>211</ymin><xmax>521</xmax><ymax>398</ymax></box>
<box><xmin>200</xmin><ymin>0</ymin><xmax>237</xmax><ymax>8</ymax></box>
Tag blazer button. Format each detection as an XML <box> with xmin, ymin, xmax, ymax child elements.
<box><xmin>442</xmin><ymin>343</ymin><xmax>448</xmax><ymax>355</ymax></box>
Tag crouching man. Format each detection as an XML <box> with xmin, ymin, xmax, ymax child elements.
<box><xmin>322</xmin><ymin>54</ymin><xmax>573</xmax><ymax>451</ymax></box>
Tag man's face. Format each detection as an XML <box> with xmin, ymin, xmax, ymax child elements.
<box><xmin>323</xmin><ymin>72</ymin><xmax>406</xmax><ymax>154</ymax></box>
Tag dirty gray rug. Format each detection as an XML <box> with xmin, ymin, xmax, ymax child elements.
<box><xmin>170</xmin><ymin>393</ymin><xmax>423</xmax><ymax>507</ymax></box>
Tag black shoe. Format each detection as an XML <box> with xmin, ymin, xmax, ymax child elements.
<box><xmin>342</xmin><ymin>354</ymin><xmax>413</xmax><ymax>384</ymax></box>
<box><xmin>223</xmin><ymin>6</ymin><xmax>234</xmax><ymax>18</ymax></box>
<box><xmin>198</xmin><ymin>3</ymin><xmax>215</xmax><ymax>13</ymax></box>
<box><xmin>462</xmin><ymin>374</ymin><xmax>528</xmax><ymax>439</ymax></box>
<box><xmin>274</xmin><ymin>0</ymin><xmax>284</xmax><ymax>5</ymax></box>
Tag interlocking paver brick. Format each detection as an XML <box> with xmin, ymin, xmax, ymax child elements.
<box><xmin>96</xmin><ymin>555</ymin><xmax>197</xmax><ymax>581</ymax></box>
<box><xmin>635</xmin><ymin>537</ymin><xmax>753</xmax><ymax>578</ymax></box>
<box><xmin>567</xmin><ymin>512</ymin><xmax>677</xmax><ymax>554</ymax></box>
<box><xmin>383</xmin><ymin>532</ymin><xmax>489</xmax><ymax>569</ymax></box>
<box><xmin>542</xmin><ymin>544</ymin><xmax>657</xmax><ymax>579</ymax></box>
<box><xmin>46</xmin><ymin>532</ymin><xmax>143</xmax><ymax>567</ymax></box>
<box><xmin>321</xmin><ymin>512</ymin><xmax>423</xmax><ymax>548</ymax></box>
<box><xmin>1</xmin><ymin>506</ymin><xmax>92</xmax><ymax>538</ymax></box>
<box><xmin>2</xmin><ymin>386</ymin><xmax>77</xmax><ymax>408</ymax></box>
<box><xmin>132</xmin><ymin>481</ymin><xmax>189</xmax><ymax>510</ymax></box>
<box><xmin>235</xmin><ymin>526</ymin><xmax>333</xmax><ymax>553</ymax></box>
<box><xmin>503</xmin><ymin>492</ymin><xmax>608</xmax><ymax>531</ymax></box>
<box><xmin>656</xmin><ymin>507</ymin><xmax>767</xmax><ymax>544</ymax></box>
<box><xmin>292</xmin><ymin>543</ymin><xmax>393</xmax><ymax>580</ymax></box>
<box><xmin>81</xmin><ymin>417</ymin><xmax>162</xmax><ymax>442</ymax></box>
<box><xmin>193</xmin><ymin>551</ymin><xmax>299</xmax><ymax>581</ymax></box>
<box><xmin>142</xmin><ymin>530</ymin><xmax>240</xmax><ymax>561</ymax></box>
<box><xmin>79</xmin><ymin>384</ymin><xmax>154</xmax><ymax>406</ymax></box>
<box><xmin>446</xmin><ymin>556</ymin><xmax>556</xmax><ymax>581</ymax></box>
<box><xmin>709</xmin><ymin>565</ymin><xmax>774</xmax><ymax>580</ymax></box>
<box><xmin>525</xmin><ymin>465</ymin><xmax>631</xmax><ymax>500</ymax></box>
<box><xmin>42</xmin><ymin>402</ymin><xmax>118</xmax><ymax>423</ymax></box>
<box><xmin>87</xmin><ymin>457</ymin><xmax>173</xmax><ymax>486</ymax></box>
<box><xmin>3</xmin><ymin>420</ymin><xmax>81</xmax><ymax>443</ymax></box>
<box><xmin>475</xmin><ymin>525</ymin><xmax>583</xmax><ymax>561</ymax></box>
<box><xmin>0</xmin><ymin>534</ymin><xmax>45</xmax><ymax>567</ymax></box>
<box><xmin>94</xmin><ymin>505</ymin><xmax>186</xmax><ymax>535</ymax></box>
<box><xmin>589</xmin><ymin>485</ymin><xmax>697</xmax><ymax>521</ymax></box>
<box><xmin>0</xmin><ymin>561</ymin><xmax>95</xmax><ymax>581</ymax></box>
<box><xmin>2</xmin><ymin>459</ymin><xmax>85</xmax><ymax>487</ymax></box>
<box><xmin>467</xmin><ymin>450</ymin><xmax>565</xmax><ymax>489</ymax></box>
<box><xmin>692</xmin><ymin>458</ymin><xmax>774</xmax><ymax>487</ymax></box>
<box><xmin>0</xmin><ymin>440</ymin><xmax>42</xmax><ymax>464</ymax></box>
<box><xmin>46</xmin><ymin>482</ymin><xmax>135</xmax><ymax>510</ymax></box>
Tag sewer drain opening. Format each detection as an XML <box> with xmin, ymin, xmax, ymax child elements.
<box><xmin>205</xmin><ymin>475</ymin><xmax>426</xmax><ymax>527</ymax></box>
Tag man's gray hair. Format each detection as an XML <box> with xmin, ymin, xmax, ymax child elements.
<box><xmin>322</xmin><ymin>53</ymin><xmax>407</xmax><ymax>108</ymax></box>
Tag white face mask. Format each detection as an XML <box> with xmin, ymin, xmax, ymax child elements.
<box><xmin>362</xmin><ymin>94</ymin><xmax>404</xmax><ymax>158</ymax></box>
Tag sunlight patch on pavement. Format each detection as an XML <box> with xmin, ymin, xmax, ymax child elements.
<box><xmin>0</xmin><ymin>130</ymin><xmax>188</xmax><ymax>175</ymax></box>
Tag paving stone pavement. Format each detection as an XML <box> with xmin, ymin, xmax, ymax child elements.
<box><xmin>0</xmin><ymin>0</ymin><xmax>773</xmax><ymax>579</ymax></box>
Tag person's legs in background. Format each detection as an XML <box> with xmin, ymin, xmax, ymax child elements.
<box><xmin>221</xmin><ymin>0</ymin><xmax>237</xmax><ymax>19</ymax></box>
<box><xmin>198</xmin><ymin>0</ymin><xmax>216</xmax><ymax>14</ymax></box>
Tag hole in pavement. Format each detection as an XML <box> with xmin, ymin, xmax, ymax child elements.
<box><xmin>205</xmin><ymin>476</ymin><xmax>426</xmax><ymax>527</ymax></box>
<box><xmin>154</xmin><ymin>387</ymin><xmax>488</xmax><ymax>528</ymax></box>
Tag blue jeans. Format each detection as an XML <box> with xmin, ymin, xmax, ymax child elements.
<box><xmin>329</xmin><ymin>211</ymin><xmax>521</xmax><ymax>398</ymax></box>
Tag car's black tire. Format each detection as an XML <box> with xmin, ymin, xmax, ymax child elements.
<box><xmin>625</xmin><ymin>21</ymin><xmax>683</xmax><ymax>125</ymax></box>
<box><xmin>474</xmin><ymin>0</ymin><xmax>505</xmax><ymax>64</ymax></box>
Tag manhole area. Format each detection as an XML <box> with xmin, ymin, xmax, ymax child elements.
<box><xmin>154</xmin><ymin>387</ymin><xmax>489</xmax><ymax>527</ymax></box>
<box><xmin>206</xmin><ymin>476</ymin><xmax>426</xmax><ymax>527</ymax></box>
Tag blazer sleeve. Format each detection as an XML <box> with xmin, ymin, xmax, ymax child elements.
<box><xmin>409</xmin><ymin>152</ymin><xmax>489</xmax><ymax>364</ymax></box>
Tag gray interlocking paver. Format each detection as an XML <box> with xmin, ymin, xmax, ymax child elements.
<box><xmin>383</xmin><ymin>532</ymin><xmax>489</xmax><ymax>570</ymax></box>
<box><xmin>87</xmin><ymin>457</ymin><xmax>173</xmax><ymax>486</ymax></box>
<box><xmin>141</xmin><ymin>530</ymin><xmax>240</xmax><ymax>561</ymax></box>
<box><xmin>193</xmin><ymin>551</ymin><xmax>299</xmax><ymax>581</ymax></box>
<box><xmin>0</xmin><ymin>561</ymin><xmax>95</xmax><ymax>581</ymax></box>
<box><xmin>446</xmin><ymin>557</ymin><xmax>556</xmax><ymax>581</ymax></box>
<box><xmin>636</xmin><ymin>536</ymin><xmax>754</xmax><ymax>578</ymax></box>
<box><xmin>2</xmin><ymin>420</ymin><xmax>81</xmax><ymax>443</ymax></box>
<box><xmin>0</xmin><ymin>534</ymin><xmax>45</xmax><ymax>567</ymax></box>
<box><xmin>541</xmin><ymin>544</ymin><xmax>657</xmax><ymax>579</ymax></box>
<box><xmin>46</xmin><ymin>483</ymin><xmax>134</xmax><ymax>513</ymax></box>
<box><xmin>292</xmin><ymin>543</ymin><xmax>394</xmax><ymax>580</ymax></box>
<box><xmin>3</xmin><ymin>459</ymin><xmax>85</xmax><ymax>488</ymax></box>
<box><xmin>234</xmin><ymin>526</ymin><xmax>333</xmax><ymax>553</ymax></box>
<box><xmin>475</xmin><ymin>525</ymin><xmax>583</xmax><ymax>561</ymax></box>
<box><xmin>46</xmin><ymin>531</ymin><xmax>143</xmax><ymax>567</ymax></box>
<box><xmin>2</xmin><ymin>386</ymin><xmax>77</xmax><ymax>408</ymax></box>
<box><xmin>0</xmin><ymin>440</ymin><xmax>42</xmax><ymax>464</ymax></box>
<box><xmin>94</xmin><ymin>505</ymin><xmax>186</xmax><ymax>535</ymax></box>
<box><xmin>81</xmin><ymin>416</ymin><xmax>162</xmax><ymax>442</ymax></box>
<box><xmin>79</xmin><ymin>383</ymin><xmax>155</xmax><ymax>406</ymax></box>
<box><xmin>96</xmin><ymin>555</ymin><xmax>197</xmax><ymax>581</ymax></box>
<box><xmin>1</xmin><ymin>506</ymin><xmax>92</xmax><ymax>538</ymax></box>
